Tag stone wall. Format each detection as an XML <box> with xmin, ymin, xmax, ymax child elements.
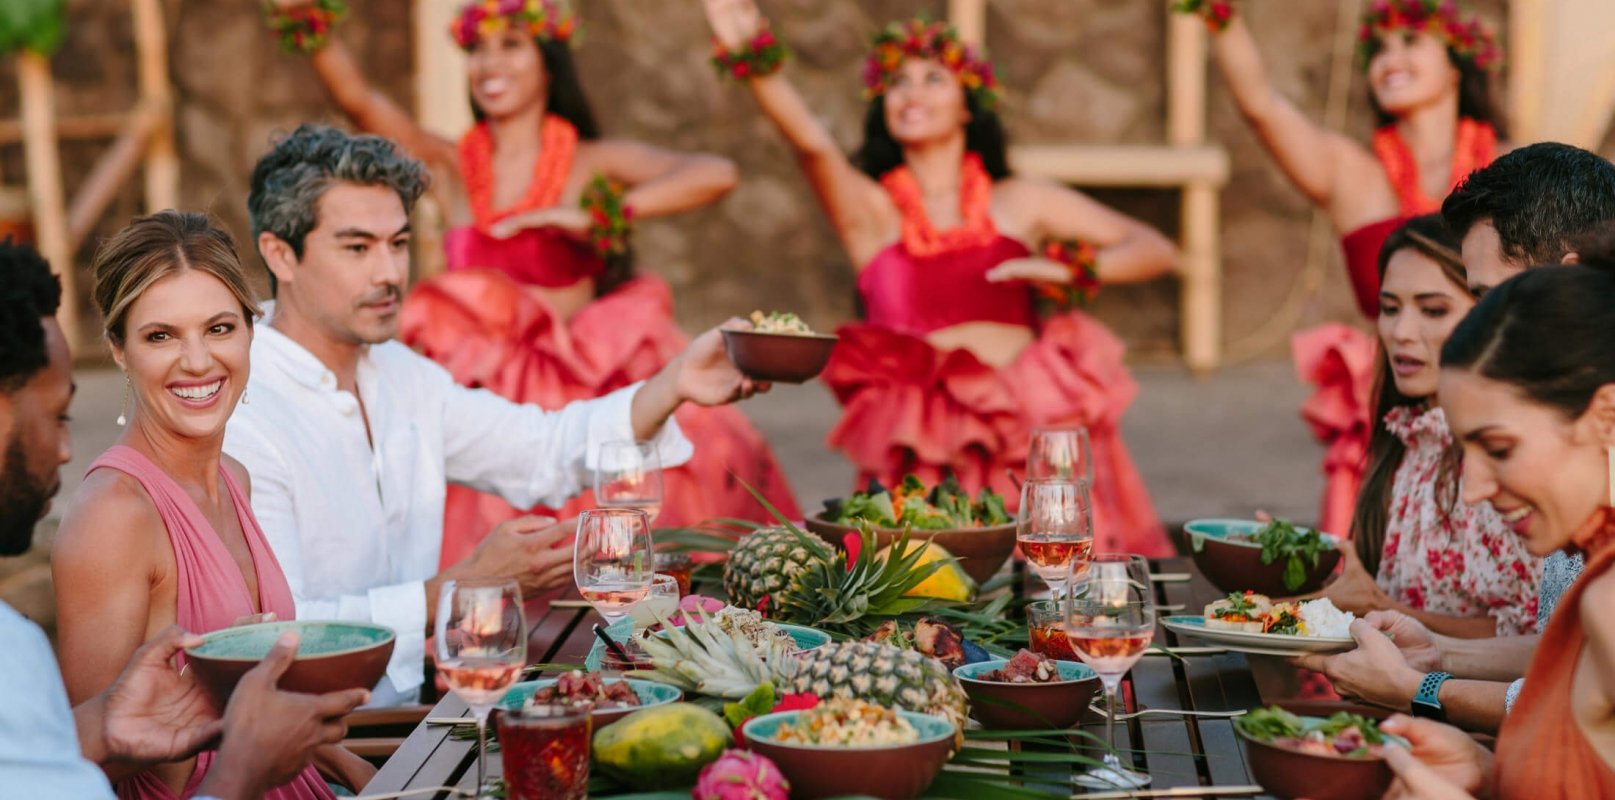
<box><xmin>0</xmin><ymin>0</ymin><xmax>1533</xmax><ymax>362</ymax></box>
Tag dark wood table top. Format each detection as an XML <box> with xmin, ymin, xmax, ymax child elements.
<box><xmin>363</xmin><ymin>559</ymin><xmax>1287</xmax><ymax>798</ymax></box>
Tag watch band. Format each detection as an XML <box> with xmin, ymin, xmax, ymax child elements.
<box><xmin>1411</xmin><ymin>671</ymin><xmax>1454</xmax><ymax>721</ymax></box>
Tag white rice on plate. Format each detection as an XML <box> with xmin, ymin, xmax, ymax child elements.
<box><xmin>1298</xmin><ymin>598</ymin><xmax>1356</xmax><ymax>638</ymax></box>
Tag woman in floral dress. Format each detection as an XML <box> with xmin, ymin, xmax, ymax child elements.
<box><xmin>1323</xmin><ymin>214</ymin><xmax>1538</xmax><ymax>636</ymax></box>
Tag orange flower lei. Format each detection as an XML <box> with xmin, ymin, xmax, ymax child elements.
<box><xmin>458</xmin><ymin>114</ymin><xmax>578</xmax><ymax>234</ymax></box>
<box><xmin>1371</xmin><ymin>117</ymin><xmax>1496</xmax><ymax>216</ymax></box>
<box><xmin>881</xmin><ymin>153</ymin><xmax>999</xmax><ymax>258</ymax></box>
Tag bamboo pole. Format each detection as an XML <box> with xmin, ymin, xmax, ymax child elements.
<box><xmin>1509</xmin><ymin>0</ymin><xmax>1545</xmax><ymax>145</ymax></box>
<box><xmin>131</xmin><ymin>0</ymin><xmax>177</xmax><ymax>212</ymax></box>
<box><xmin>947</xmin><ymin>0</ymin><xmax>987</xmax><ymax>46</ymax></box>
<box><xmin>0</xmin><ymin>112</ymin><xmax>131</xmax><ymax>145</ymax></box>
<box><xmin>67</xmin><ymin>101</ymin><xmax>164</xmax><ymax>246</ymax></box>
<box><xmin>1166</xmin><ymin>13</ymin><xmax>1219</xmax><ymax>372</ymax></box>
<box><xmin>17</xmin><ymin>52</ymin><xmax>81</xmax><ymax>352</ymax></box>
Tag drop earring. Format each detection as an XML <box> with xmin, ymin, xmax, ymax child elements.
<box><xmin>115</xmin><ymin>377</ymin><xmax>129</xmax><ymax>427</ymax></box>
<box><xmin>241</xmin><ymin>390</ymin><xmax>250</xmax><ymax>406</ymax></box>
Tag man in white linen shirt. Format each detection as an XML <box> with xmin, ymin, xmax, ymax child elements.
<box><xmin>224</xmin><ymin>124</ymin><xmax>766</xmax><ymax>705</ymax></box>
<box><xmin>0</xmin><ymin>241</ymin><xmax>367</xmax><ymax>798</ymax></box>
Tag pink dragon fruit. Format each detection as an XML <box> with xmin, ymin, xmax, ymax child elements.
<box><xmin>692</xmin><ymin>749</ymin><xmax>790</xmax><ymax>800</ymax></box>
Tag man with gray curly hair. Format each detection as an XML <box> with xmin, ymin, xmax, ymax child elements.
<box><xmin>226</xmin><ymin>124</ymin><xmax>764</xmax><ymax>705</ymax></box>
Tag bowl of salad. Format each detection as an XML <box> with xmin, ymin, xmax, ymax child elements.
<box><xmin>741</xmin><ymin>699</ymin><xmax>956</xmax><ymax>799</ymax></box>
<box><xmin>721</xmin><ymin>311</ymin><xmax>839</xmax><ymax>384</ymax></box>
<box><xmin>1235</xmin><ymin>705</ymin><xmax>1401</xmax><ymax>800</ymax></box>
<box><xmin>1185</xmin><ymin>518</ymin><xmax>1342</xmax><ymax>597</ymax></box>
<box><xmin>805</xmin><ymin>475</ymin><xmax>1017</xmax><ymax>584</ymax></box>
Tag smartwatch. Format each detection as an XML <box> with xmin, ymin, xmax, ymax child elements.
<box><xmin>1410</xmin><ymin>671</ymin><xmax>1454</xmax><ymax>721</ymax></box>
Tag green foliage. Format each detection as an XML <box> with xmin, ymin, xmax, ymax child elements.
<box><xmin>824</xmin><ymin>473</ymin><xmax>1010</xmax><ymax>529</ymax></box>
<box><xmin>1253</xmin><ymin>519</ymin><xmax>1333</xmax><ymax>592</ymax></box>
<box><xmin>0</xmin><ymin>0</ymin><xmax>66</xmax><ymax>56</ymax></box>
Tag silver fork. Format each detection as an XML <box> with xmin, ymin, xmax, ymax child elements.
<box><xmin>1088</xmin><ymin>702</ymin><xmax>1248</xmax><ymax>720</ymax></box>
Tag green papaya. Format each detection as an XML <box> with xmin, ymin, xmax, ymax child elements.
<box><xmin>591</xmin><ymin>702</ymin><xmax>731</xmax><ymax>789</ymax></box>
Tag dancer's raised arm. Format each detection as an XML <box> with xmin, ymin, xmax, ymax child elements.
<box><xmin>1207</xmin><ymin>17</ymin><xmax>1374</xmax><ymax>224</ymax></box>
<box><xmin>702</xmin><ymin>0</ymin><xmax>894</xmax><ymax>262</ymax></box>
<box><xmin>267</xmin><ymin>0</ymin><xmax>458</xmax><ymax>172</ymax></box>
<box><xmin>992</xmin><ymin>179</ymin><xmax>1177</xmax><ymax>286</ymax></box>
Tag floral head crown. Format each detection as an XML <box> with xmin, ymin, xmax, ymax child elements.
<box><xmin>1357</xmin><ymin>0</ymin><xmax>1502</xmax><ymax>73</ymax></box>
<box><xmin>451</xmin><ymin>0</ymin><xmax>577</xmax><ymax>50</ymax></box>
<box><xmin>863</xmin><ymin>18</ymin><xmax>1001</xmax><ymax>111</ymax></box>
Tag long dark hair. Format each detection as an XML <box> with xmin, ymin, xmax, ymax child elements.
<box><xmin>1363</xmin><ymin>39</ymin><xmax>1509</xmax><ymax>138</ymax></box>
<box><xmin>853</xmin><ymin>91</ymin><xmax>1011</xmax><ymax>181</ymax></box>
<box><xmin>1442</xmin><ymin>226</ymin><xmax>1615</xmax><ymax>421</ymax></box>
<box><xmin>1350</xmin><ymin>214</ymin><xmax>1468</xmax><ymax>574</ymax></box>
<box><xmin>470</xmin><ymin>38</ymin><xmax>631</xmax><ymax>293</ymax></box>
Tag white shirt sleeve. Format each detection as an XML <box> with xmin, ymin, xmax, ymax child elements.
<box><xmin>224</xmin><ymin>419</ymin><xmax>427</xmax><ymax>699</ymax></box>
<box><xmin>0</xmin><ymin>604</ymin><xmax>116</xmax><ymax>797</ymax></box>
<box><xmin>436</xmin><ymin>368</ymin><xmax>693</xmax><ymax>509</ymax></box>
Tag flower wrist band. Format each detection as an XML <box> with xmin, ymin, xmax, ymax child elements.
<box><xmin>1038</xmin><ymin>239</ymin><xmax>1102</xmax><ymax>306</ymax></box>
<box><xmin>266</xmin><ymin>0</ymin><xmax>347</xmax><ymax>54</ymax></box>
<box><xmin>580</xmin><ymin>174</ymin><xmax>633</xmax><ymax>261</ymax></box>
<box><xmin>711</xmin><ymin>27</ymin><xmax>790</xmax><ymax>81</ymax></box>
<box><xmin>1172</xmin><ymin>0</ymin><xmax>1235</xmax><ymax>33</ymax></box>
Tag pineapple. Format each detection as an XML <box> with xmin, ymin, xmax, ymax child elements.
<box><xmin>777</xmin><ymin>640</ymin><xmax>969</xmax><ymax>740</ymax></box>
<box><xmin>723</xmin><ymin>525</ymin><xmax>819</xmax><ymax>613</ymax></box>
<box><xmin>722</xmin><ymin>524</ymin><xmax>953</xmax><ymax>637</ymax></box>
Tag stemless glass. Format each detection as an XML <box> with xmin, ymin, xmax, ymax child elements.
<box><xmin>1027</xmin><ymin>426</ymin><xmax>1093</xmax><ymax>483</ymax></box>
<box><xmin>626</xmin><ymin>573</ymin><xmax>681</xmax><ymax>629</ymax></box>
<box><xmin>574</xmin><ymin>508</ymin><xmax>654</xmax><ymax>627</ymax></box>
<box><xmin>1018</xmin><ymin>478</ymin><xmax>1095</xmax><ymax>601</ymax></box>
<box><xmin>594</xmin><ymin>440</ymin><xmax>665</xmax><ymax>522</ymax></box>
<box><xmin>498</xmin><ymin>704</ymin><xmax>592</xmax><ymax>800</ymax></box>
<box><xmin>434</xmin><ymin>578</ymin><xmax>527</xmax><ymax>800</ymax></box>
<box><xmin>1066</xmin><ymin>556</ymin><xmax>1156</xmax><ymax>790</ymax></box>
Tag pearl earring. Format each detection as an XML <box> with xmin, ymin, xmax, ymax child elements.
<box><xmin>115</xmin><ymin>377</ymin><xmax>129</xmax><ymax>427</ymax></box>
<box><xmin>241</xmin><ymin>390</ymin><xmax>250</xmax><ymax>406</ymax></box>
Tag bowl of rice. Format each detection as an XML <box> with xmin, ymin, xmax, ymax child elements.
<box><xmin>722</xmin><ymin>311</ymin><xmax>839</xmax><ymax>384</ymax></box>
<box><xmin>742</xmin><ymin>700</ymin><xmax>956</xmax><ymax>799</ymax></box>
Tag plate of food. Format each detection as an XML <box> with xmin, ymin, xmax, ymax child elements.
<box><xmin>804</xmin><ymin>474</ymin><xmax>1015</xmax><ymax>585</ymax></box>
<box><xmin>721</xmin><ymin>311</ymin><xmax>839</xmax><ymax>383</ymax></box>
<box><xmin>1236</xmin><ymin>705</ymin><xmax>1403</xmax><ymax>800</ymax></box>
<box><xmin>1185</xmin><ymin>518</ymin><xmax>1342</xmax><ymax>597</ymax></box>
<box><xmin>1160</xmin><ymin>594</ymin><xmax>1356</xmax><ymax>657</ymax></box>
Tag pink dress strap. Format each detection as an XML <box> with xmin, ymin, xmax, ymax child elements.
<box><xmin>87</xmin><ymin>446</ymin><xmax>333</xmax><ymax>800</ymax></box>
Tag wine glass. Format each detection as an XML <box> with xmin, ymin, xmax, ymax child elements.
<box><xmin>1066</xmin><ymin>555</ymin><xmax>1156</xmax><ymax>790</ymax></box>
<box><xmin>574</xmin><ymin>508</ymin><xmax>654</xmax><ymax>627</ymax></box>
<box><xmin>1018</xmin><ymin>477</ymin><xmax>1095</xmax><ymax>601</ymax></box>
<box><xmin>626</xmin><ymin>573</ymin><xmax>681</xmax><ymax>629</ymax></box>
<box><xmin>594</xmin><ymin>440</ymin><xmax>664</xmax><ymax>522</ymax></box>
<box><xmin>1028</xmin><ymin>426</ymin><xmax>1092</xmax><ymax>483</ymax></box>
<box><xmin>434</xmin><ymin>578</ymin><xmax>527</xmax><ymax>799</ymax></box>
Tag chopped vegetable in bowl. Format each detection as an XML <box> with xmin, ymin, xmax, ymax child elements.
<box><xmin>823</xmin><ymin>474</ymin><xmax>1010</xmax><ymax>530</ymax></box>
<box><xmin>774</xmin><ymin>699</ymin><xmax>920</xmax><ymax>747</ymax></box>
<box><xmin>749</xmin><ymin>310</ymin><xmax>814</xmax><ymax>335</ymax></box>
<box><xmin>1237</xmin><ymin>706</ymin><xmax>1390</xmax><ymax>759</ymax></box>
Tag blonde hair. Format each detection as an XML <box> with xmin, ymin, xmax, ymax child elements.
<box><xmin>92</xmin><ymin>211</ymin><xmax>260</xmax><ymax>345</ymax></box>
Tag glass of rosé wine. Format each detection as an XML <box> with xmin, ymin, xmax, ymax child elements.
<box><xmin>574</xmin><ymin>508</ymin><xmax>654</xmax><ymax>629</ymax></box>
<box><xmin>1018</xmin><ymin>477</ymin><xmax>1095</xmax><ymax>602</ymax></box>
<box><xmin>1066</xmin><ymin>554</ymin><xmax>1155</xmax><ymax>790</ymax></box>
<box><xmin>594</xmin><ymin>440</ymin><xmax>664</xmax><ymax>522</ymax></box>
<box><xmin>434</xmin><ymin>578</ymin><xmax>527</xmax><ymax>799</ymax></box>
<box><xmin>1028</xmin><ymin>425</ymin><xmax>1092</xmax><ymax>483</ymax></box>
<box><xmin>498</xmin><ymin>704</ymin><xmax>592</xmax><ymax>800</ymax></box>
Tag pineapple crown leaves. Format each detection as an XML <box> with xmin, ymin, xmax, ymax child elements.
<box><xmin>632</xmin><ymin>605</ymin><xmax>783</xmax><ymax>699</ymax></box>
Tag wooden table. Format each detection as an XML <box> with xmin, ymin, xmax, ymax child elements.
<box><xmin>363</xmin><ymin>559</ymin><xmax>1281</xmax><ymax>798</ymax></box>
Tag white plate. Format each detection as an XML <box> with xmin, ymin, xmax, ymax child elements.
<box><xmin>1161</xmin><ymin>616</ymin><xmax>1354</xmax><ymax>657</ymax></box>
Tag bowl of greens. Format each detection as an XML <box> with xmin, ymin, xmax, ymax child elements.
<box><xmin>1185</xmin><ymin>518</ymin><xmax>1341</xmax><ymax>597</ymax></box>
<box><xmin>805</xmin><ymin>475</ymin><xmax>1016</xmax><ymax>584</ymax></box>
<box><xmin>1235</xmin><ymin>705</ymin><xmax>1401</xmax><ymax>800</ymax></box>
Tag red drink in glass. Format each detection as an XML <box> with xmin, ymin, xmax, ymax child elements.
<box><xmin>498</xmin><ymin>705</ymin><xmax>592</xmax><ymax>800</ymax></box>
<box><xmin>1025</xmin><ymin>600</ymin><xmax>1079</xmax><ymax>661</ymax></box>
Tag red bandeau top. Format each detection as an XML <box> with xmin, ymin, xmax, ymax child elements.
<box><xmin>1341</xmin><ymin>216</ymin><xmax>1408</xmax><ymax>320</ymax></box>
<box><xmin>857</xmin><ymin>235</ymin><xmax>1038</xmax><ymax>336</ymax></box>
<box><xmin>443</xmin><ymin>225</ymin><xmax>605</xmax><ymax>288</ymax></box>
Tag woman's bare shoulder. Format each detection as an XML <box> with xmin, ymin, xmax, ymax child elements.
<box><xmin>53</xmin><ymin>468</ymin><xmax>163</xmax><ymax>566</ymax></box>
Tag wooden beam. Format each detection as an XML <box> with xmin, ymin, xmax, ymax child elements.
<box><xmin>1009</xmin><ymin>144</ymin><xmax>1229</xmax><ymax>188</ymax></box>
<box><xmin>1509</xmin><ymin>0</ymin><xmax>1545</xmax><ymax>144</ymax></box>
<box><xmin>1165</xmin><ymin>14</ymin><xmax>1207</xmax><ymax>146</ymax></box>
<box><xmin>66</xmin><ymin>101</ymin><xmax>164</xmax><ymax>246</ymax></box>
<box><xmin>1180</xmin><ymin>183</ymin><xmax>1221</xmax><ymax>373</ymax></box>
<box><xmin>16</xmin><ymin>51</ymin><xmax>83</xmax><ymax>352</ymax></box>
<box><xmin>0</xmin><ymin>112</ymin><xmax>133</xmax><ymax>145</ymax></box>
<box><xmin>132</xmin><ymin>0</ymin><xmax>178</xmax><ymax>212</ymax></box>
<box><xmin>947</xmin><ymin>0</ymin><xmax>987</xmax><ymax>46</ymax></box>
<box><xmin>414</xmin><ymin>0</ymin><xmax>472</xmax><ymax>139</ymax></box>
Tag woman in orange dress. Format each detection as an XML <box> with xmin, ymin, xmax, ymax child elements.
<box><xmin>1176</xmin><ymin>0</ymin><xmax>1505</xmax><ymax>537</ymax></box>
<box><xmin>265</xmin><ymin>0</ymin><xmax>799</xmax><ymax>563</ymax></box>
<box><xmin>700</xmin><ymin>0</ymin><xmax>1176</xmax><ymax>554</ymax></box>
<box><xmin>1372</xmin><ymin>248</ymin><xmax>1615</xmax><ymax>798</ymax></box>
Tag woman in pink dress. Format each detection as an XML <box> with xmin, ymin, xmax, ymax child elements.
<box><xmin>700</xmin><ymin>1</ymin><xmax>1177</xmax><ymax>554</ymax></box>
<box><xmin>266</xmin><ymin>0</ymin><xmax>799</xmax><ymax>565</ymax></box>
<box><xmin>1322</xmin><ymin>214</ymin><xmax>1538</xmax><ymax>637</ymax></box>
<box><xmin>1177</xmin><ymin>0</ymin><xmax>1505</xmax><ymax>537</ymax></box>
<box><xmin>51</xmin><ymin>212</ymin><xmax>368</xmax><ymax>798</ymax></box>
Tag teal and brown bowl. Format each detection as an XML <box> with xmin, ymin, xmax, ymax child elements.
<box><xmin>741</xmin><ymin>709</ymin><xmax>956</xmax><ymax>800</ymax></box>
<box><xmin>802</xmin><ymin>513</ymin><xmax>1017</xmax><ymax>585</ymax></box>
<box><xmin>1184</xmin><ymin>518</ymin><xmax>1341</xmax><ymax>597</ymax></box>
<box><xmin>721</xmin><ymin>329</ymin><xmax>839</xmax><ymax>384</ymax></box>
<box><xmin>184</xmin><ymin>620</ymin><xmax>395</xmax><ymax>704</ymax></box>
<box><xmin>953</xmin><ymin>659</ymin><xmax>1100</xmax><ymax>731</ymax></box>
